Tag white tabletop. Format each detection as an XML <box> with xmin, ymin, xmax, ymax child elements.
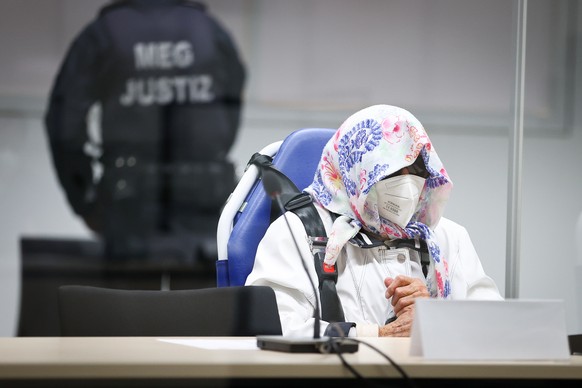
<box><xmin>1</xmin><ymin>336</ymin><xmax>581</xmax><ymax>381</ymax></box>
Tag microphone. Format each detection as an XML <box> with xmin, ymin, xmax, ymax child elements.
<box><xmin>261</xmin><ymin>169</ymin><xmax>321</xmax><ymax>340</ymax></box>
<box><xmin>256</xmin><ymin>168</ymin><xmax>358</xmax><ymax>353</ymax></box>
<box><xmin>260</xmin><ymin>168</ymin><xmax>283</xmax><ymax>198</ymax></box>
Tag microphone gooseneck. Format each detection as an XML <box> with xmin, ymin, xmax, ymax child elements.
<box><xmin>261</xmin><ymin>168</ymin><xmax>283</xmax><ymax>198</ymax></box>
<box><xmin>261</xmin><ymin>169</ymin><xmax>322</xmax><ymax>339</ymax></box>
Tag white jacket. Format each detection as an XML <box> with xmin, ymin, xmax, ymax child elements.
<box><xmin>245</xmin><ymin>204</ymin><xmax>503</xmax><ymax>337</ymax></box>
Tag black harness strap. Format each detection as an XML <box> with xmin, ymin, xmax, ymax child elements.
<box><xmin>391</xmin><ymin>239</ymin><xmax>430</xmax><ymax>277</ymax></box>
<box><xmin>248</xmin><ymin>153</ymin><xmax>346</xmax><ymax>323</ymax></box>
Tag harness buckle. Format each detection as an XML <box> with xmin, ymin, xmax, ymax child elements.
<box><xmin>308</xmin><ymin>236</ymin><xmax>328</xmax><ymax>254</ymax></box>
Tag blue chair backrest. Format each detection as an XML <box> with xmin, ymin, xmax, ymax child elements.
<box><xmin>216</xmin><ymin>128</ymin><xmax>335</xmax><ymax>286</ymax></box>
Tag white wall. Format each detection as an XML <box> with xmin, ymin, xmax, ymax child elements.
<box><xmin>0</xmin><ymin>0</ymin><xmax>581</xmax><ymax>336</ymax></box>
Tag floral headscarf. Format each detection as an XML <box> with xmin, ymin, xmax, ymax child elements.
<box><xmin>304</xmin><ymin>104</ymin><xmax>453</xmax><ymax>298</ymax></box>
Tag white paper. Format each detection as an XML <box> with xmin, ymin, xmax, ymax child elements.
<box><xmin>158</xmin><ymin>338</ymin><xmax>259</xmax><ymax>350</ymax></box>
<box><xmin>410</xmin><ymin>299</ymin><xmax>570</xmax><ymax>360</ymax></box>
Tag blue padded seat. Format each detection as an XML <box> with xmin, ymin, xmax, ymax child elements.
<box><xmin>216</xmin><ymin>128</ymin><xmax>335</xmax><ymax>287</ymax></box>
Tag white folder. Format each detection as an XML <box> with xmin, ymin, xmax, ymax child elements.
<box><xmin>410</xmin><ymin>299</ymin><xmax>570</xmax><ymax>360</ymax></box>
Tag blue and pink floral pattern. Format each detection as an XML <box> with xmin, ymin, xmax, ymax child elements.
<box><xmin>304</xmin><ymin>104</ymin><xmax>453</xmax><ymax>298</ymax></box>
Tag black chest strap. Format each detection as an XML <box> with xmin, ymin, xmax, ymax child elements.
<box><xmin>249</xmin><ymin>153</ymin><xmax>346</xmax><ymax>323</ymax></box>
<box><xmin>291</xmin><ymin>197</ymin><xmax>345</xmax><ymax>323</ymax></box>
<box><xmin>388</xmin><ymin>238</ymin><xmax>431</xmax><ymax>277</ymax></box>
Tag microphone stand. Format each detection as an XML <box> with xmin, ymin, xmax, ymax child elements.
<box><xmin>271</xmin><ymin>192</ymin><xmax>321</xmax><ymax>339</ymax></box>
<box><xmin>255</xmin><ymin>169</ymin><xmax>358</xmax><ymax>353</ymax></box>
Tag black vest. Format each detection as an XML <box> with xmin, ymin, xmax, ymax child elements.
<box><xmin>96</xmin><ymin>0</ymin><xmax>245</xmax><ymax>162</ymax></box>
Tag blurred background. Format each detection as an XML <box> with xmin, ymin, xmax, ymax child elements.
<box><xmin>0</xmin><ymin>0</ymin><xmax>581</xmax><ymax>337</ymax></box>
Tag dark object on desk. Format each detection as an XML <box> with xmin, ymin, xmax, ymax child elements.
<box><xmin>58</xmin><ymin>285</ymin><xmax>282</xmax><ymax>337</ymax></box>
<box><xmin>257</xmin><ymin>335</ymin><xmax>358</xmax><ymax>354</ymax></box>
<box><xmin>569</xmin><ymin>334</ymin><xmax>582</xmax><ymax>355</ymax></box>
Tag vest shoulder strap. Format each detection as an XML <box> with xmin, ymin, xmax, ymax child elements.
<box><xmin>248</xmin><ymin>153</ymin><xmax>345</xmax><ymax>323</ymax></box>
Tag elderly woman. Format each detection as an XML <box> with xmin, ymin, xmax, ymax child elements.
<box><xmin>245</xmin><ymin>104</ymin><xmax>502</xmax><ymax>338</ymax></box>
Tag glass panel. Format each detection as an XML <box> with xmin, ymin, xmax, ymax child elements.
<box><xmin>0</xmin><ymin>0</ymin><xmax>580</xmax><ymax>337</ymax></box>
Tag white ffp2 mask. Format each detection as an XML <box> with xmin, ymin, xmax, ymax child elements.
<box><xmin>374</xmin><ymin>174</ymin><xmax>426</xmax><ymax>228</ymax></box>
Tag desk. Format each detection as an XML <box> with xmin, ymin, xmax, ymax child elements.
<box><xmin>0</xmin><ymin>337</ymin><xmax>581</xmax><ymax>387</ymax></box>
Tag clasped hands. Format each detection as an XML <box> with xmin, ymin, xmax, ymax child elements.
<box><xmin>378</xmin><ymin>275</ymin><xmax>429</xmax><ymax>337</ymax></box>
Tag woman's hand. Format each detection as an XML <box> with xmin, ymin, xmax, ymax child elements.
<box><xmin>378</xmin><ymin>275</ymin><xmax>430</xmax><ymax>337</ymax></box>
<box><xmin>378</xmin><ymin>306</ymin><xmax>415</xmax><ymax>337</ymax></box>
<box><xmin>384</xmin><ymin>275</ymin><xmax>429</xmax><ymax>316</ymax></box>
